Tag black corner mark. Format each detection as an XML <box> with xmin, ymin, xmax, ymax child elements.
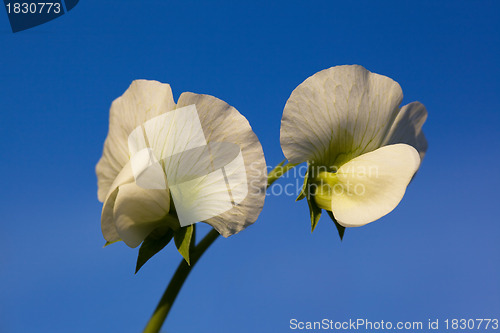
<box><xmin>4</xmin><ymin>0</ymin><xmax>79</xmax><ymax>33</ymax></box>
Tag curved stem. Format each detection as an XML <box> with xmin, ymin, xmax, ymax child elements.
<box><xmin>143</xmin><ymin>160</ymin><xmax>298</xmax><ymax>333</ymax></box>
<box><xmin>142</xmin><ymin>229</ymin><xmax>219</xmax><ymax>333</ymax></box>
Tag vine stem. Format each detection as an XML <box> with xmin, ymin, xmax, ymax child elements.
<box><xmin>142</xmin><ymin>228</ymin><xmax>218</xmax><ymax>333</ymax></box>
<box><xmin>142</xmin><ymin>159</ymin><xmax>297</xmax><ymax>333</ymax></box>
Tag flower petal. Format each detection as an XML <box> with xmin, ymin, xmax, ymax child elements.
<box><xmin>280</xmin><ymin>65</ymin><xmax>403</xmax><ymax>167</ymax></box>
<box><xmin>128</xmin><ymin>104</ymin><xmax>208</xmax><ymax>172</ymax></box>
<box><xmin>164</xmin><ymin>142</ymin><xmax>241</xmax><ymax>186</ymax></box>
<box><xmin>101</xmin><ymin>161</ymin><xmax>135</xmax><ymax>243</ymax></box>
<box><xmin>113</xmin><ymin>182</ymin><xmax>170</xmax><ymax>248</ymax></box>
<box><xmin>96</xmin><ymin>80</ymin><xmax>176</xmax><ymax>202</ymax></box>
<box><xmin>176</xmin><ymin>93</ymin><xmax>267</xmax><ymax>237</ymax></box>
<box><xmin>165</xmin><ymin>142</ymin><xmax>249</xmax><ymax>227</ymax></box>
<box><xmin>330</xmin><ymin>144</ymin><xmax>420</xmax><ymax>227</ymax></box>
<box><xmin>169</xmin><ymin>153</ymin><xmax>245</xmax><ymax>227</ymax></box>
<box><xmin>382</xmin><ymin>101</ymin><xmax>428</xmax><ymax>162</ymax></box>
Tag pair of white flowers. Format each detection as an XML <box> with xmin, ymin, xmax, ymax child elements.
<box><xmin>96</xmin><ymin>65</ymin><xmax>427</xmax><ymax>248</ymax></box>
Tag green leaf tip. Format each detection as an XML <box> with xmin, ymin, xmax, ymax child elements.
<box><xmin>307</xmin><ymin>197</ymin><xmax>322</xmax><ymax>233</ymax></box>
<box><xmin>174</xmin><ymin>225</ymin><xmax>194</xmax><ymax>265</ymax></box>
<box><xmin>135</xmin><ymin>228</ymin><xmax>174</xmax><ymax>274</ymax></box>
<box><xmin>301</xmin><ymin>167</ymin><xmax>322</xmax><ymax>232</ymax></box>
<box><xmin>103</xmin><ymin>239</ymin><xmax>121</xmax><ymax>248</ymax></box>
<box><xmin>326</xmin><ymin>210</ymin><xmax>345</xmax><ymax>241</ymax></box>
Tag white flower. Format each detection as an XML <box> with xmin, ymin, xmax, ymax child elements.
<box><xmin>280</xmin><ymin>65</ymin><xmax>428</xmax><ymax>228</ymax></box>
<box><xmin>96</xmin><ymin>80</ymin><xmax>267</xmax><ymax>247</ymax></box>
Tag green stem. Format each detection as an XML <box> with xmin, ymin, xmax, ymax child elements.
<box><xmin>143</xmin><ymin>160</ymin><xmax>298</xmax><ymax>333</ymax></box>
<box><xmin>267</xmin><ymin>159</ymin><xmax>299</xmax><ymax>188</ymax></box>
<box><xmin>143</xmin><ymin>228</ymin><xmax>219</xmax><ymax>333</ymax></box>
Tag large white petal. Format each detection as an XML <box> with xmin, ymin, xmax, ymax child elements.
<box><xmin>176</xmin><ymin>93</ymin><xmax>267</xmax><ymax>237</ymax></box>
<box><xmin>129</xmin><ymin>104</ymin><xmax>208</xmax><ymax>166</ymax></box>
<box><xmin>329</xmin><ymin>144</ymin><xmax>420</xmax><ymax>227</ymax></box>
<box><xmin>280</xmin><ymin>65</ymin><xmax>403</xmax><ymax>167</ymax></box>
<box><xmin>126</xmin><ymin>104</ymin><xmax>209</xmax><ymax>192</ymax></box>
<box><xmin>96</xmin><ymin>80</ymin><xmax>176</xmax><ymax>202</ymax></box>
<box><xmin>382</xmin><ymin>101</ymin><xmax>428</xmax><ymax>162</ymax></box>
<box><xmin>113</xmin><ymin>183</ymin><xmax>170</xmax><ymax>248</ymax></box>
<box><xmin>165</xmin><ymin>143</ymin><xmax>248</xmax><ymax>227</ymax></box>
<box><xmin>170</xmin><ymin>168</ymin><xmax>234</xmax><ymax>228</ymax></box>
<box><xmin>164</xmin><ymin>142</ymin><xmax>241</xmax><ymax>186</ymax></box>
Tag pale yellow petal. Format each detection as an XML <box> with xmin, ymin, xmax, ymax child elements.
<box><xmin>330</xmin><ymin>144</ymin><xmax>420</xmax><ymax>227</ymax></box>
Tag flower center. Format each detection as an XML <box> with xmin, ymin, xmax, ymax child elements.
<box><xmin>310</xmin><ymin>170</ymin><xmax>339</xmax><ymax>211</ymax></box>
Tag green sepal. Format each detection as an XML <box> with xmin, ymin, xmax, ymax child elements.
<box><xmin>296</xmin><ymin>170</ymin><xmax>309</xmax><ymax>201</ymax></box>
<box><xmin>174</xmin><ymin>225</ymin><xmax>194</xmax><ymax>265</ymax></box>
<box><xmin>307</xmin><ymin>196</ymin><xmax>322</xmax><ymax>232</ymax></box>
<box><xmin>326</xmin><ymin>210</ymin><xmax>345</xmax><ymax>241</ymax></box>
<box><xmin>135</xmin><ymin>227</ymin><xmax>174</xmax><ymax>274</ymax></box>
<box><xmin>300</xmin><ymin>165</ymin><xmax>321</xmax><ymax>232</ymax></box>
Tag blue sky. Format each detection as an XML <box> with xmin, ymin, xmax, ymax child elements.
<box><xmin>1</xmin><ymin>1</ymin><xmax>499</xmax><ymax>332</ymax></box>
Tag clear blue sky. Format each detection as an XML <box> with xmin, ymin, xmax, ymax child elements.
<box><xmin>1</xmin><ymin>1</ymin><xmax>499</xmax><ymax>332</ymax></box>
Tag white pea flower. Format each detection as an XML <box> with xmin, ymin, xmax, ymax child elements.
<box><xmin>280</xmin><ymin>65</ymin><xmax>427</xmax><ymax>229</ymax></box>
<box><xmin>96</xmin><ymin>80</ymin><xmax>267</xmax><ymax>248</ymax></box>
